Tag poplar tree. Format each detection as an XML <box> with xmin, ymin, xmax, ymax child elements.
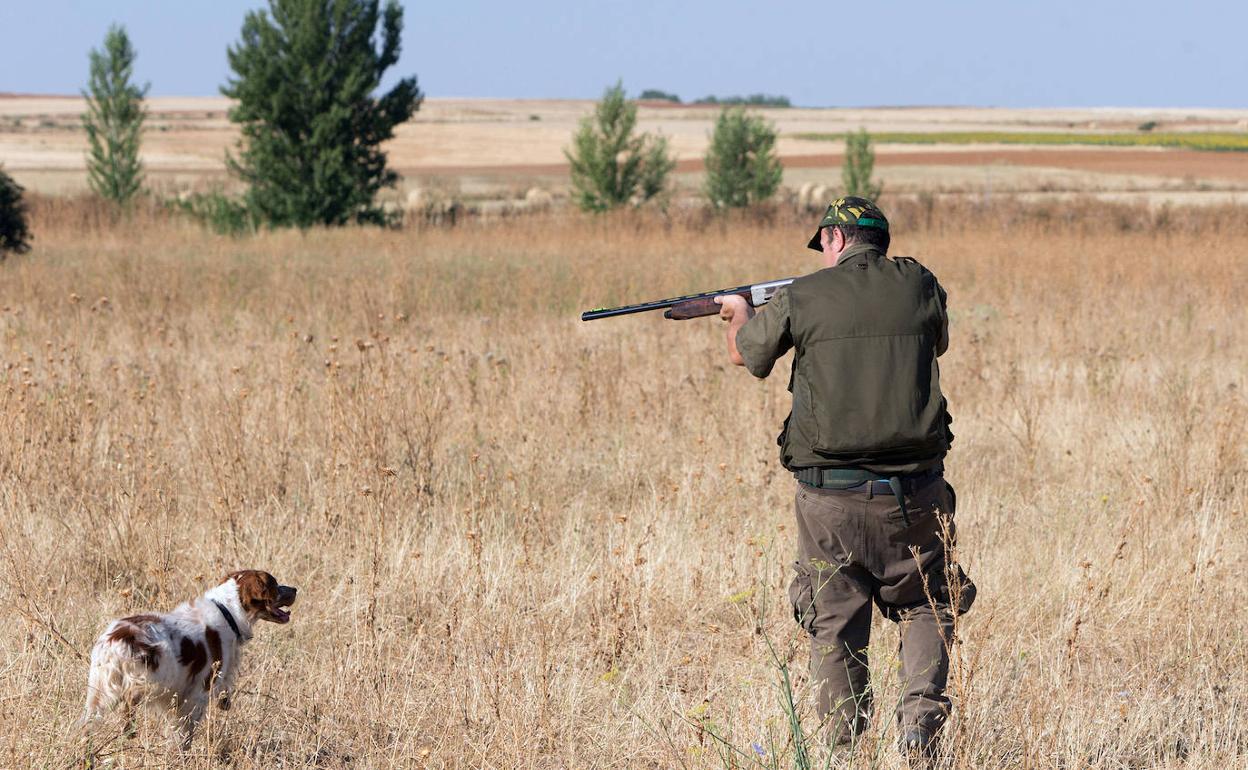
<box><xmin>704</xmin><ymin>107</ymin><xmax>783</xmax><ymax>208</ymax></box>
<box><xmin>222</xmin><ymin>0</ymin><xmax>423</xmax><ymax>227</ymax></box>
<box><xmin>565</xmin><ymin>82</ymin><xmax>674</xmax><ymax>212</ymax></box>
<box><xmin>842</xmin><ymin>128</ymin><xmax>882</xmax><ymax>200</ymax></box>
<box><xmin>83</xmin><ymin>25</ymin><xmax>148</xmax><ymax>206</ymax></box>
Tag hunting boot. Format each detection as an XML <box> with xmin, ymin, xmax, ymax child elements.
<box><xmin>899</xmin><ymin>725</ymin><xmax>938</xmax><ymax>768</ymax></box>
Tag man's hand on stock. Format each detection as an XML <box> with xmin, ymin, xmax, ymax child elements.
<box><xmin>715</xmin><ymin>294</ymin><xmax>753</xmax><ymax>325</ymax></box>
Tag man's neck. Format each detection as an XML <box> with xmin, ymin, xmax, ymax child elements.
<box><xmin>835</xmin><ymin>242</ymin><xmax>884</xmax><ymax>265</ymax></box>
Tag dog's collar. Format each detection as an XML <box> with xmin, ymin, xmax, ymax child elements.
<box><xmin>212</xmin><ymin>600</ymin><xmax>248</xmax><ymax>642</ymax></box>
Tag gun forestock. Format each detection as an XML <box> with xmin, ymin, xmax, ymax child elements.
<box><xmin>663</xmin><ymin>293</ymin><xmax>744</xmax><ymax>320</ymax></box>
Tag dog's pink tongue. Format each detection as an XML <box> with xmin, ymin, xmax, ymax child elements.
<box><xmin>273</xmin><ymin>607</ymin><xmax>291</xmax><ymax>623</ymax></box>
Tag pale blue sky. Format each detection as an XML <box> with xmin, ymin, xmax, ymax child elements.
<box><xmin>1</xmin><ymin>1</ymin><xmax>1244</xmax><ymax>107</ymax></box>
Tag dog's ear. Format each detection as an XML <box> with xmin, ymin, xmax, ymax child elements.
<box><xmin>227</xmin><ymin>570</ymin><xmax>278</xmax><ymax>615</ymax></box>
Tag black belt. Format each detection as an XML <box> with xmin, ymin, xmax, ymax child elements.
<box><xmin>794</xmin><ymin>466</ymin><xmax>942</xmax><ymax>526</ymax></box>
<box><xmin>794</xmin><ymin>466</ymin><xmax>940</xmax><ymax>489</ymax></box>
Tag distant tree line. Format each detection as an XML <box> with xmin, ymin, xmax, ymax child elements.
<box><xmin>636</xmin><ymin>90</ymin><xmax>793</xmax><ymax>108</ymax></box>
<box><xmin>695</xmin><ymin>94</ymin><xmax>792</xmax><ymax>108</ymax></box>
<box><xmin>638</xmin><ymin>89</ymin><xmax>681</xmax><ymax>103</ymax></box>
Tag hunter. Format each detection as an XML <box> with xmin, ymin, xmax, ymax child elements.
<box><xmin>715</xmin><ymin>197</ymin><xmax>975</xmax><ymax>761</ymax></box>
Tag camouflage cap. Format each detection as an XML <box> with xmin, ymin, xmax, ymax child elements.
<box><xmin>806</xmin><ymin>196</ymin><xmax>889</xmax><ymax>251</ymax></box>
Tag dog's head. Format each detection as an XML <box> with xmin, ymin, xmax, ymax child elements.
<box><xmin>225</xmin><ymin>570</ymin><xmax>297</xmax><ymax>624</ymax></box>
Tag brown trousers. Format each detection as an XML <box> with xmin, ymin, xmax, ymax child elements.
<box><xmin>789</xmin><ymin>476</ymin><xmax>974</xmax><ymax>742</ymax></box>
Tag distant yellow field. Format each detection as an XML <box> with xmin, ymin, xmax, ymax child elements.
<box><xmin>6</xmin><ymin>96</ymin><xmax>1248</xmax><ymax>205</ymax></box>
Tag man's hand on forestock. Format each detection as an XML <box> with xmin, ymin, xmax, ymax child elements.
<box><xmin>715</xmin><ymin>294</ymin><xmax>754</xmax><ymax>367</ymax></box>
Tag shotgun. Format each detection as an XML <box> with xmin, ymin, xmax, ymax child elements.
<box><xmin>581</xmin><ymin>278</ymin><xmax>794</xmax><ymax>321</ymax></box>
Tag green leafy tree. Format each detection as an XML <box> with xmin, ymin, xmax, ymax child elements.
<box><xmin>0</xmin><ymin>167</ymin><xmax>32</xmax><ymax>258</ymax></box>
<box><xmin>221</xmin><ymin>0</ymin><xmax>423</xmax><ymax>227</ymax></box>
<box><xmin>83</xmin><ymin>24</ymin><xmax>148</xmax><ymax>206</ymax></box>
<box><xmin>565</xmin><ymin>82</ymin><xmax>674</xmax><ymax>212</ymax></box>
<box><xmin>842</xmin><ymin>128</ymin><xmax>881</xmax><ymax>199</ymax></box>
<box><xmin>704</xmin><ymin>107</ymin><xmax>783</xmax><ymax>208</ymax></box>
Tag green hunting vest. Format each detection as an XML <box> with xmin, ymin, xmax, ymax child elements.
<box><xmin>780</xmin><ymin>246</ymin><xmax>952</xmax><ymax>474</ymax></box>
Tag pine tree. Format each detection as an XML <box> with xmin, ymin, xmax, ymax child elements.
<box><xmin>0</xmin><ymin>167</ymin><xmax>32</xmax><ymax>258</ymax></box>
<box><xmin>842</xmin><ymin>128</ymin><xmax>881</xmax><ymax>200</ymax></box>
<box><xmin>83</xmin><ymin>25</ymin><xmax>148</xmax><ymax>206</ymax></box>
<box><xmin>565</xmin><ymin>82</ymin><xmax>674</xmax><ymax>212</ymax></box>
<box><xmin>221</xmin><ymin>0</ymin><xmax>423</xmax><ymax>227</ymax></box>
<box><xmin>704</xmin><ymin>107</ymin><xmax>783</xmax><ymax>208</ymax></box>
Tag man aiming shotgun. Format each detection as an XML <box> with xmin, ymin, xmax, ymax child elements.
<box><xmin>718</xmin><ymin>197</ymin><xmax>975</xmax><ymax>761</ymax></box>
<box><xmin>586</xmin><ymin>197</ymin><xmax>975</xmax><ymax>762</ymax></box>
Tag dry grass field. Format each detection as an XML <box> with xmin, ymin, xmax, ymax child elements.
<box><xmin>0</xmin><ymin>198</ymin><xmax>1245</xmax><ymax>768</ymax></box>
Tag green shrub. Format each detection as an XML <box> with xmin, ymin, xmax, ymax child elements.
<box><xmin>704</xmin><ymin>107</ymin><xmax>783</xmax><ymax>208</ymax></box>
<box><xmin>0</xmin><ymin>168</ymin><xmax>32</xmax><ymax>257</ymax></box>
<box><xmin>169</xmin><ymin>191</ymin><xmax>260</xmax><ymax>236</ymax></box>
<box><xmin>842</xmin><ymin>128</ymin><xmax>881</xmax><ymax>200</ymax></box>
<box><xmin>565</xmin><ymin>82</ymin><xmax>674</xmax><ymax>212</ymax></box>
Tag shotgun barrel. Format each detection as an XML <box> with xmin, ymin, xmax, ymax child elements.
<box><xmin>581</xmin><ymin>278</ymin><xmax>794</xmax><ymax>321</ymax></box>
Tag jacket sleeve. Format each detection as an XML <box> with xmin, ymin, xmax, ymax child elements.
<box><xmin>735</xmin><ymin>288</ymin><xmax>794</xmax><ymax>378</ymax></box>
<box><xmin>934</xmin><ymin>278</ymin><xmax>949</xmax><ymax>357</ymax></box>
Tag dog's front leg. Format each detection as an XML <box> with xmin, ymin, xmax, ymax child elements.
<box><xmin>218</xmin><ymin>663</ymin><xmax>241</xmax><ymax>711</ymax></box>
<box><xmin>171</xmin><ymin>714</ymin><xmax>196</xmax><ymax>752</ymax></box>
<box><xmin>121</xmin><ymin>700</ymin><xmax>138</xmax><ymax>739</ymax></box>
<box><xmin>208</xmin><ymin>662</ymin><xmax>233</xmax><ymax>711</ymax></box>
<box><xmin>174</xmin><ymin>698</ymin><xmax>205</xmax><ymax>751</ymax></box>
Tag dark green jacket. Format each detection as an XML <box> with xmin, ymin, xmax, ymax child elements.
<box><xmin>736</xmin><ymin>244</ymin><xmax>953</xmax><ymax>474</ymax></box>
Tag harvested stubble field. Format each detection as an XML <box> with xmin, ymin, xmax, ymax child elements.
<box><xmin>1</xmin><ymin>200</ymin><xmax>1246</xmax><ymax>769</ymax></box>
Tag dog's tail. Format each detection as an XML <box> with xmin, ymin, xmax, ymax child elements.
<box><xmin>81</xmin><ymin>645</ymin><xmax>126</xmax><ymax>723</ymax></box>
<box><xmin>81</xmin><ymin>622</ymin><xmax>160</xmax><ymax>723</ymax></box>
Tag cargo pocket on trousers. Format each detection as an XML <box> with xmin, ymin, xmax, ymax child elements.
<box><xmin>944</xmin><ymin>481</ymin><xmax>957</xmax><ymax>515</ymax></box>
<box><xmin>936</xmin><ymin>563</ymin><xmax>976</xmax><ymax>615</ymax></box>
<box><xmin>788</xmin><ymin>561</ymin><xmax>818</xmax><ymax>635</ymax></box>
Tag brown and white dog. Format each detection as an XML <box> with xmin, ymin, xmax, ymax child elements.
<box><xmin>82</xmin><ymin>570</ymin><xmax>297</xmax><ymax>746</ymax></box>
